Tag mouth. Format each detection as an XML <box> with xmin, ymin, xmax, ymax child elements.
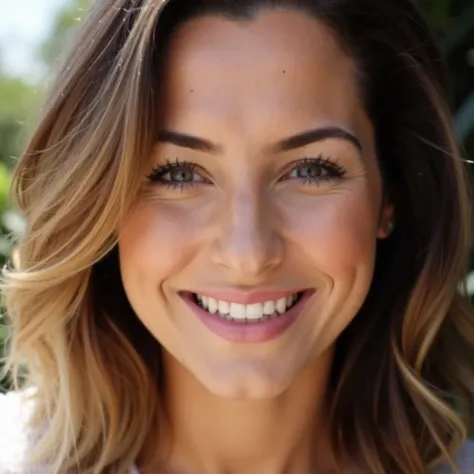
<box><xmin>180</xmin><ymin>289</ymin><xmax>314</xmax><ymax>343</ymax></box>
<box><xmin>192</xmin><ymin>291</ymin><xmax>303</xmax><ymax>323</ymax></box>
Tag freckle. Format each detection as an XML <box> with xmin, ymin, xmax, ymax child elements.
<box><xmin>189</xmin><ymin>88</ymin><xmax>194</xmax><ymax>93</ymax></box>
<box><xmin>282</xmin><ymin>69</ymin><xmax>286</xmax><ymax>74</ymax></box>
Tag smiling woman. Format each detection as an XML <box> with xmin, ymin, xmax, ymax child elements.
<box><xmin>1</xmin><ymin>0</ymin><xmax>474</xmax><ymax>474</ymax></box>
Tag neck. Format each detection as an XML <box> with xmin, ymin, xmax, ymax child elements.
<box><xmin>156</xmin><ymin>347</ymin><xmax>336</xmax><ymax>474</ymax></box>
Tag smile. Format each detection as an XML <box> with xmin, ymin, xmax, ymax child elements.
<box><xmin>192</xmin><ymin>292</ymin><xmax>302</xmax><ymax>323</ymax></box>
<box><xmin>180</xmin><ymin>289</ymin><xmax>314</xmax><ymax>343</ymax></box>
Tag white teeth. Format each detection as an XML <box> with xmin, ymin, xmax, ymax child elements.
<box><xmin>263</xmin><ymin>300</ymin><xmax>276</xmax><ymax>315</ymax></box>
<box><xmin>218</xmin><ymin>300</ymin><xmax>229</xmax><ymax>314</ymax></box>
<box><xmin>276</xmin><ymin>297</ymin><xmax>287</xmax><ymax>314</ymax></box>
<box><xmin>230</xmin><ymin>302</ymin><xmax>246</xmax><ymax>319</ymax></box>
<box><xmin>194</xmin><ymin>292</ymin><xmax>301</xmax><ymax>321</ymax></box>
<box><xmin>208</xmin><ymin>297</ymin><xmax>218</xmax><ymax>314</ymax></box>
<box><xmin>246</xmin><ymin>303</ymin><xmax>264</xmax><ymax>320</ymax></box>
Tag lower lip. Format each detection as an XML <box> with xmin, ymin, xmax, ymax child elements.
<box><xmin>180</xmin><ymin>290</ymin><xmax>314</xmax><ymax>343</ymax></box>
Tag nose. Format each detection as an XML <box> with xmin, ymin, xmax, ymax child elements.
<box><xmin>210</xmin><ymin>189</ymin><xmax>284</xmax><ymax>280</ymax></box>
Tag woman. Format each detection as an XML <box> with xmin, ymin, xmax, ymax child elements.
<box><xmin>1</xmin><ymin>0</ymin><xmax>474</xmax><ymax>472</ymax></box>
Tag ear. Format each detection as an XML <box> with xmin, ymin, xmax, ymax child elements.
<box><xmin>377</xmin><ymin>202</ymin><xmax>395</xmax><ymax>239</ymax></box>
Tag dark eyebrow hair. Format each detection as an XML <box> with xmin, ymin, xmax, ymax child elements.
<box><xmin>155</xmin><ymin>126</ymin><xmax>363</xmax><ymax>154</ymax></box>
<box><xmin>156</xmin><ymin>129</ymin><xmax>222</xmax><ymax>153</ymax></box>
<box><xmin>273</xmin><ymin>126</ymin><xmax>363</xmax><ymax>153</ymax></box>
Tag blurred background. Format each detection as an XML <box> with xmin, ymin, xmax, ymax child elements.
<box><xmin>0</xmin><ymin>0</ymin><xmax>473</xmax><ymax>393</ymax></box>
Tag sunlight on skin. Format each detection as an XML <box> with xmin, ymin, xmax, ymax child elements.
<box><xmin>118</xmin><ymin>9</ymin><xmax>394</xmax><ymax>474</ymax></box>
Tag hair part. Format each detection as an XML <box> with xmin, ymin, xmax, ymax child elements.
<box><xmin>2</xmin><ymin>0</ymin><xmax>474</xmax><ymax>473</ymax></box>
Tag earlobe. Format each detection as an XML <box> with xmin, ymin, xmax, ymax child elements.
<box><xmin>377</xmin><ymin>204</ymin><xmax>395</xmax><ymax>239</ymax></box>
<box><xmin>386</xmin><ymin>219</ymin><xmax>395</xmax><ymax>235</ymax></box>
<box><xmin>377</xmin><ymin>220</ymin><xmax>394</xmax><ymax>239</ymax></box>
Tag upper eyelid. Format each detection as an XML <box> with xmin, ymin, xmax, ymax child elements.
<box><xmin>145</xmin><ymin>153</ymin><xmax>347</xmax><ymax>189</ymax></box>
<box><xmin>149</xmin><ymin>155</ymin><xmax>341</xmax><ymax>169</ymax></box>
<box><xmin>147</xmin><ymin>161</ymin><xmax>199</xmax><ymax>176</ymax></box>
<box><xmin>284</xmin><ymin>155</ymin><xmax>345</xmax><ymax>171</ymax></box>
<box><xmin>146</xmin><ymin>155</ymin><xmax>346</xmax><ymax>180</ymax></box>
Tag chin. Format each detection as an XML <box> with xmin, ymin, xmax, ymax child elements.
<box><xmin>199</xmin><ymin>369</ymin><xmax>294</xmax><ymax>400</ymax></box>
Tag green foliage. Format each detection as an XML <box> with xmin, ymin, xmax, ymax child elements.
<box><xmin>0</xmin><ymin>156</ymin><xmax>15</xmax><ymax>393</ymax></box>
<box><xmin>40</xmin><ymin>0</ymin><xmax>92</xmax><ymax>68</ymax></box>
<box><xmin>419</xmin><ymin>0</ymin><xmax>452</xmax><ymax>30</ymax></box>
<box><xmin>0</xmin><ymin>76</ymin><xmax>40</xmax><ymax>168</ymax></box>
<box><xmin>0</xmin><ymin>0</ymin><xmax>90</xmax><ymax>393</ymax></box>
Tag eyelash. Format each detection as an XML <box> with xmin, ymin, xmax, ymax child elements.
<box><xmin>145</xmin><ymin>155</ymin><xmax>347</xmax><ymax>189</ymax></box>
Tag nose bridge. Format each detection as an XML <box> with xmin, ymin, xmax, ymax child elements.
<box><xmin>211</xmin><ymin>186</ymin><xmax>283</xmax><ymax>276</ymax></box>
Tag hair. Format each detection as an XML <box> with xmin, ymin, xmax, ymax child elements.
<box><xmin>1</xmin><ymin>0</ymin><xmax>474</xmax><ymax>473</ymax></box>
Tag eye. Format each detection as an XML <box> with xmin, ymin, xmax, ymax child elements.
<box><xmin>146</xmin><ymin>158</ymin><xmax>206</xmax><ymax>189</ymax></box>
<box><xmin>146</xmin><ymin>155</ymin><xmax>346</xmax><ymax>191</ymax></box>
<box><xmin>284</xmin><ymin>155</ymin><xmax>346</xmax><ymax>185</ymax></box>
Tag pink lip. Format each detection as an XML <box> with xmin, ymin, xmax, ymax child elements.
<box><xmin>185</xmin><ymin>288</ymin><xmax>303</xmax><ymax>305</ymax></box>
<box><xmin>180</xmin><ymin>289</ymin><xmax>314</xmax><ymax>344</ymax></box>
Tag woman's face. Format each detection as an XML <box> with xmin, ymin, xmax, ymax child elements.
<box><xmin>118</xmin><ymin>9</ymin><xmax>393</xmax><ymax>399</ymax></box>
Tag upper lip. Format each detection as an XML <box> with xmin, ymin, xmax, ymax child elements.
<box><xmin>181</xmin><ymin>288</ymin><xmax>313</xmax><ymax>305</ymax></box>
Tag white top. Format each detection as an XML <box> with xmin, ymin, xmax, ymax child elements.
<box><xmin>1</xmin><ymin>390</ymin><xmax>473</xmax><ymax>473</ymax></box>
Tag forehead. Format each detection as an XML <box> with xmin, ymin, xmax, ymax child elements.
<box><xmin>159</xmin><ymin>9</ymin><xmax>366</xmax><ymax>138</ymax></box>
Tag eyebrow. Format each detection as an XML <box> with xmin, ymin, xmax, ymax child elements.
<box><xmin>155</xmin><ymin>126</ymin><xmax>363</xmax><ymax>154</ymax></box>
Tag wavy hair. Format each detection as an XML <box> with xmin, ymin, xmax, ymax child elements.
<box><xmin>2</xmin><ymin>0</ymin><xmax>474</xmax><ymax>473</ymax></box>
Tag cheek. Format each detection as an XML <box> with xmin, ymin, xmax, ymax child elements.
<box><xmin>280</xmin><ymin>185</ymin><xmax>380</xmax><ymax>276</ymax></box>
<box><xmin>117</xmin><ymin>201</ymin><xmax>207</xmax><ymax>297</ymax></box>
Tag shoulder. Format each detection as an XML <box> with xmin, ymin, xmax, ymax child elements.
<box><xmin>430</xmin><ymin>440</ymin><xmax>474</xmax><ymax>474</ymax></box>
<box><xmin>0</xmin><ymin>389</ymin><xmax>36</xmax><ymax>473</ymax></box>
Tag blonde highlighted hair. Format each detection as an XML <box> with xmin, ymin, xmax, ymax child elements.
<box><xmin>2</xmin><ymin>0</ymin><xmax>474</xmax><ymax>473</ymax></box>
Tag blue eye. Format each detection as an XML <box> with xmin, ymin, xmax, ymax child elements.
<box><xmin>146</xmin><ymin>154</ymin><xmax>346</xmax><ymax>191</ymax></box>
<box><xmin>284</xmin><ymin>155</ymin><xmax>346</xmax><ymax>185</ymax></box>
<box><xmin>146</xmin><ymin>158</ymin><xmax>204</xmax><ymax>189</ymax></box>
